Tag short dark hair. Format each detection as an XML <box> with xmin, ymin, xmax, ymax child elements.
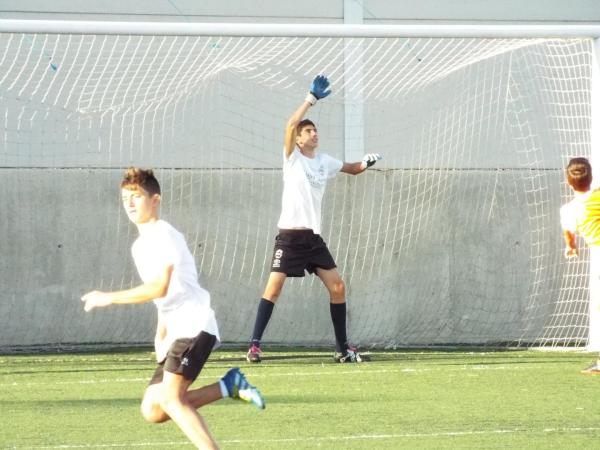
<box><xmin>296</xmin><ymin>119</ymin><xmax>316</xmax><ymax>135</ymax></box>
<box><xmin>566</xmin><ymin>157</ymin><xmax>592</xmax><ymax>191</ymax></box>
<box><xmin>121</xmin><ymin>167</ymin><xmax>161</xmax><ymax>196</ymax></box>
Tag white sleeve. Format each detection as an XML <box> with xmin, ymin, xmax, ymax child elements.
<box><xmin>283</xmin><ymin>147</ymin><xmax>299</xmax><ymax>162</ymax></box>
<box><xmin>283</xmin><ymin>148</ymin><xmax>299</xmax><ymax>178</ymax></box>
<box><xmin>153</xmin><ymin>230</ymin><xmax>182</xmax><ymax>273</ymax></box>
<box><xmin>560</xmin><ymin>203</ymin><xmax>576</xmax><ymax>233</ymax></box>
<box><xmin>131</xmin><ymin>230</ymin><xmax>181</xmax><ymax>284</ymax></box>
<box><xmin>323</xmin><ymin>153</ymin><xmax>343</xmax><ymax>179</ymax></box>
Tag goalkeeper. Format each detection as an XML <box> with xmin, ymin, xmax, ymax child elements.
<box><xmin>560</xmin><ymin>157</ymin><xmax>600</xmax><ymax>374</ymax></box>
<box><xmin>246</xmin><ymin>75</ymin><xmax>382</xmax><ymax>364</ymax></box>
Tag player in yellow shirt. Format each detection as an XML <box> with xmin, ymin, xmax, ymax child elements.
<box><xmin>560</xmin><ymin>157</ymin><xmax>600</xmax><ymax>374</ymax></box>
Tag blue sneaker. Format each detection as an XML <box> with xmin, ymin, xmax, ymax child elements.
<box><xmin>221</xmin><ymin>367</ymin><xmax>265</xmax><ymax>409</ymax></box>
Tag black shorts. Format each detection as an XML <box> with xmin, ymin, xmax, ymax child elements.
<box><xmin>270</xmin><ymin>229</ymin><xmax>337</xmax><ymax>277</ymax></box>
<box><xmin>149</xmin><ymin>330</ymin><xmax>216</xmax><ymax>385</ymax></box>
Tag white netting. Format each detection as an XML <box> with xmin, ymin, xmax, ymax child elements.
<box><xmin>0</xmin><ymin>29</ymin><xmax>594</xmax><ymax>350</ymax></box>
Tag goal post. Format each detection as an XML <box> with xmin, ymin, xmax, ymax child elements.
<box><xmin>0</xmin><ymin>19</ymin><xmax>599</xmax><ymax>38</ymax></box>
<box><xmin>0</xmin><ymin>20</ymin><xmax>599</xmax><ymax>351</ymax></box>
<box><xmin>586</xmin><ymin>37</ymin><xmax>600</xmax><ymax>352</ymax></box>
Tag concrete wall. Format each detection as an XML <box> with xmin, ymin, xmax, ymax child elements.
<box><xmin>0</xmin><ymin>167</ymin><xmax>559</xmax><ymax>349</ymax></box>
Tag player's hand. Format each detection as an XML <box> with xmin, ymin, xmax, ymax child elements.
<box><xmin>81</xmin><ymin>290</ymin><xmax>113</xmax><ymax>312</ymax></box>
<box><xmin>361</xmin><ymin>153</ymin><xmax>382</xmax><ymax>169</ymax></box>
<box><xmin>564</xmin><ymin>246</ymin><xmax>578</xmax><ymax>259</ymax></box>
<box><xmin>306</xmin><ymin>75</ymin><xmax>331</xmax><ymax>105</ymax></box>
<box><xmin>310</xmin><ymin>75</ymin><xmax>331</xmax><ymax>99</ymax></box>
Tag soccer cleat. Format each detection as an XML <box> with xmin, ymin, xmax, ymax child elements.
<box><xmin>221</xmin><ymin>367</ymin><xmax>265</xmax><ymax>409</ymax></box>
<box><xmin>333</xmin><ymin>346</ymin><xmax>363</xmax><ymax>363</ymax></box>
<box><xmin>580</xmin><ymin>362</ymin><xmax>600</xmax><ymax>375</ymax></box>
<box><xmin>246</xmin><ymin>344</ymin><xmax>262</xmax><ymax>363</ymax></box>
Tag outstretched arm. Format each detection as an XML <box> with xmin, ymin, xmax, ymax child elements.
<box><xmin>340</xmin><ymin>153</ymin><xmax>383</xmax><ymax>175</ymax></box>
<box><xmin>563</xmin><ymin>230</ymin><xmax>578</xmax><ymax>258</ymax></box>
<box><xmin>284</xmin><ymin>75</ymin><xmax>331</xmax><ymax>158</ymax></box>
<box><xmin>81</xmin><ymin>265</ymin><xmax>174</xmax><ymax>311</ymax></box>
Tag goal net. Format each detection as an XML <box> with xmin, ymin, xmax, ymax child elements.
<box><xmin>0</xmin><ymin>23</ymin><xmax>595</xmax><ymax>350</ymax></box>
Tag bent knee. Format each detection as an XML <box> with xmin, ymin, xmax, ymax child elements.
<box><xmin>262</xmin><ymin>290</ymin><xmax>281</xmax><ymax>302</ymax></box>
<box><xmin>330</xmin><ymin>280</ymin><xmax>345</xmax><ymax>299</ymax></box>
<box><xmin>141</xmin><ymin>387</ymin><xmax>169</xmax><ymax>423</ymax></box>
<box><xmin>140</xmin><ymin>402</ymin><xmax>169</xmax><ymax>423</ymax></box>
<box><xmin>262</xmin><ymin>285</ymin><xmax>282</xmax><ymax>302</ymax></box>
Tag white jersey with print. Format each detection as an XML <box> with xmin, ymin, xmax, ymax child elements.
<box><xmin>277</xmin><ymin>148</ymin><xmax>343</xmax><ymax>234</ymax></box>
<box><xmin>131</xmin><ymin>220</ymin><xmax>220</xmax><ymax>350</ymax></box>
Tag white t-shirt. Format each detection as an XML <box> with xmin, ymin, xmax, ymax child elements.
<box><xmin>277</xmin><ymin>148</ymin><xmax>343</xmax><ymax>234</ymax></box>
<box><xmin>131</xmin><ymin>220</ymin><xmax>220</xmax><ymax>350</ymax></box>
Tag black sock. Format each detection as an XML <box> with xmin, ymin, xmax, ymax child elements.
<box><xmin>250</xmin><ymin>298</ymin><xmax>275</xmax><ymax>347</ymax></box>
<box><xmin>330</xmin><ymin>302</ymin><xmax>348</xmax><ymax>353</ymax></box>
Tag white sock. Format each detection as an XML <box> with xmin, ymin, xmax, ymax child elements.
<box><xmin>219</xmin><ymin>379</ymin><xmax>229</xmax><ymax>398</ymax></box>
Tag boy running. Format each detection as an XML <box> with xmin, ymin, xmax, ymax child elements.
<box><xmin>82</xmin><ymin>168</ymin><xmax>264</xmax><ymax>449</ymax></box>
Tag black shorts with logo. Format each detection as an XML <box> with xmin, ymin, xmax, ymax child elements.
<box><xmin>270</xmin><ymin>229</ymin><xmax>337</xmax><ymax>277</ymax></box>
<box><xmin>149</xmin><ymin>330</ymin><xmax>216</xmax><ymax>385</ymax></box>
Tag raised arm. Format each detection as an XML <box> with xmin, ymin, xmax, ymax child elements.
<box><xmin>81</xmin><ymin>264</ymin><xmax>174</xmax><ymax>311</ymax></box>
<box><xmin>284</xmin><ymin>75</ymin><xmax>331</xmax><ymax>158</ymax></box>
<box><xmin>340</xmin><ymin>153</ymin><xmax>383</xmax><ymax>175</ymax></box>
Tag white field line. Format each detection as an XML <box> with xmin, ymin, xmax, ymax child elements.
<box><xmin>17</xmin><ymin>426</ymin><xmax>600</xmax><ymax>449</ymax></box>
<box><xmin>0</xmin><ymin>364</ymin><xmax>560</xmax><ymax>388</ymax></box>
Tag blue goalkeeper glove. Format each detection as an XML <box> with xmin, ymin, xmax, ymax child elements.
<box><xmin>361</xmin><ymin>153</ymin><xmax>382</xmax><ymax>169</ymax></box>
<box><xmin>305</xmin><ymin>75</ymin><xmax>331</xmax><ymax>105</ymax></box>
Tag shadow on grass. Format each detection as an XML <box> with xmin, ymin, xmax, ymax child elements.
<box><xmin>2</xmin><ymin>397</ymin><xmax>141</xmax><ymax>408</ymax></box>
<box><xmin>208</xmin><ymin>347</ymin><xmax>590</xmax><ymax>368</ymax></box>
<box><xmin>1</xmin><ymin>347</ymin><xmax>591</xmax><ymax>377</ymax></box>
<box><xmin>1</xmin><ymin>365</ymin><xmax>152</xmax><ymax>376</ymax></box>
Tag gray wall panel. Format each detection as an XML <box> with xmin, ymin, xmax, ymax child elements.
<box><xmin>0</xmin><ymin>168</ymin><xmax>554</xmax><ymax>348</ymax></box>
<box><xmin>0</xmin><ymin>1</ymin><xmax>598</xmax><ymax>22</ymax></box>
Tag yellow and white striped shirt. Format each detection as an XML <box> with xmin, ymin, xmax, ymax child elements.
<box><xmin>560</xmin><ymin>188</ymin><xmax>600</xmax><ymax>246</ymax></box>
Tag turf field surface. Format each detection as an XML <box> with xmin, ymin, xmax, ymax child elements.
<box><xmin>1</xmin><ymin>348</ymin><xmax>599</xmax><ymax>449</ymax></box>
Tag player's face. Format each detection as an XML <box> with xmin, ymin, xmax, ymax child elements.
<box><xmin>296</xmin><ymin>124</ymin><xmax>318</xmax><ymax>149</ymax></box>
<box><xmin>121</xmin><ymin>187</ymin><xmax>159</xmax><ymax>224</ymax></box>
